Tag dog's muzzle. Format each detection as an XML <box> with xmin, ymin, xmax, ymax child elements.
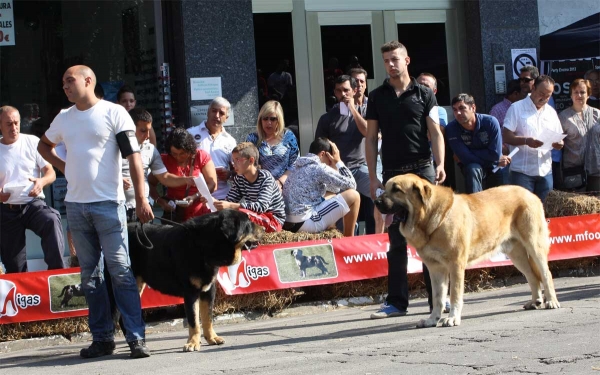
<box><xmin>393</xmin><ymin>206</ymin><xmax>409</xmax><ymax>224</ymax></box>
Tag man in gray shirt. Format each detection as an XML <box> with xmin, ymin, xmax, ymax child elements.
<box><xmin>315</xmin><ymin>74</ymin><xmax>376</xmax><ymax>234</ymax></box>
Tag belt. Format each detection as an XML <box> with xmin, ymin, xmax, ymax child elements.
<box><xmin>5</xmin><ymin>203</ymin><xmax>28</xmax><ymax>211</ymax></box>
<box><xmin>384</xmin><ymin>159</ymin><xmax>432</xmax><ymax>174</ymax></box>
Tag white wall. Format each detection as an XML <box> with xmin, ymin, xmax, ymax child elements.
<box><xmin>538</xmin><ymin>0</ymin><xmax>599</xmax><ymax>35</ymax></box>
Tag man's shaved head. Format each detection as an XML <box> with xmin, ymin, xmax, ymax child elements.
<box><xmin>69</xmin><ymin>65</ymin><xmax>96</xmax><ymax>87</ymax></box>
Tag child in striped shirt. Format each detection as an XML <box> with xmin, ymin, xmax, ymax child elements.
<box><xmin>213</xmin><ymin>142</ymin><xmax>285</xmax><ymax>232</ymax></box>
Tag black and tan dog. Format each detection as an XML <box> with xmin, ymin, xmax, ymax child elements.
<box><xmin>117</xmin><ymin>209</ymin><xmax>263</xmax><ymax>352</ymax></box>
<box><xmin>290</xmin><ymin>249</ymin><xmax>329</xmax><ymax>278</ymax></box>
<box><xmin>58</xmin><ymin>283</ymin><xmax>85</xmax><ymax>308</ymax></box>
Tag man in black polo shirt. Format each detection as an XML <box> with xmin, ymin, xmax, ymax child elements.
<box><xmin>365</xmin><ymin>40</ymin><xmax>446</xmax><ymax>318</ymax></box>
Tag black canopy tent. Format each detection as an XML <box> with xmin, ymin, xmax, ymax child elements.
<box><xmin>540</xmin><ymin>12</ymin><xmax>600</xmax><ymax>61</ymax></box>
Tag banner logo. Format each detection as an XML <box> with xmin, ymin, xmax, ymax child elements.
<box><xmin>0</xmin><ymin>279</ymin><xmax>18</xmax><ymax>318</ymax></box>
<box><xmin>217</xmin><ymin>258</ymin><xmax>270</xmax><ymax>293</ymax></box>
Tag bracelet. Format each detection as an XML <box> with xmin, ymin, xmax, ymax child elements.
<box><xmin>524</xmin><ymin>137</ymin><xmax>529</xmax><ymax>146</ymax></box>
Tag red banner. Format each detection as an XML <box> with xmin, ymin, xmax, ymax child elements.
<box><xmin>1</xmin><ymin>214</ymin><xmax>599</xmax><ymax>324</ymax></box>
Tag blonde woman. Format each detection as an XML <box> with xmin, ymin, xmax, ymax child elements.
<box><xmin>246</xmin><ymin>100</ymin><xmax>299</xmax><ymax>189</ymax></box>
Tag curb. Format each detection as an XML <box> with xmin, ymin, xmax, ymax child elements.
<box><xmin>0</xmin><ymin>295</ymin><xmax>385</xmax><ymax>354</ymax></box>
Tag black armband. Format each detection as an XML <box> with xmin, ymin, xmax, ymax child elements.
<box><xmin>116</xmin><ymin>130</ymin><xmax>140</xmax><ymax>158</ymax></box>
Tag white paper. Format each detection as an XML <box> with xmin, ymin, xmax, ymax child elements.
<box><xmin>492</xmin><ymin>148</ymin><xmax>519</xmax><ymax>173</ymax></box>
<box><xmin>339</xmin><ymin>102</ymin><xmax>349</xmax><ymax>116</ymax></box>
<box><xmin>2</xmin><ymin>180</ymin><xmax>33</xmax><ymax>204</ymax></box>
<box><xmin>536</xmin><ymin>128</ymin><xmax>567</xmax><ymax>152</ymax></box>
<box><xmin>194</xmin><ymin>174</ymin><xmax>217</xmax><ymax>212</ymax></box>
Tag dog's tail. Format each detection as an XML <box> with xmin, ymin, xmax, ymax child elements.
<box><xmin>316</xmin><ymin>256</ymin><xmax>328</xmax><ymax>264</ymax></box>
<box><xmin>58</xmin><ymin>285</ymin><xmax>69</xmax><ymax>297</ymax></box>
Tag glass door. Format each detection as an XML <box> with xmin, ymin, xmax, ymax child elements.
<box><xmin>305</xmin><ymin>11</ymin><xmax>386</xmax><ymax>140</ymax></box>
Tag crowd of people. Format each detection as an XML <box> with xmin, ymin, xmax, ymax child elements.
<box><xmin>1</xmin><ymin>39</ymin><xmax>599</xmax><ymax>358</ymax></box>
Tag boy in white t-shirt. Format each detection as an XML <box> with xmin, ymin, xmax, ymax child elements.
<box><xmin>38</xmin><ymin>65</ymin><xmax>153</xmax><ymax>359</ymax></box>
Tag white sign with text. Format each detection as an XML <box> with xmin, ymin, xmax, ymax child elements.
<box><xmin>0</xmin><ymin>0</ymin><xmax>15</xmax><ymax>46</ymax></box>
<box><xmin>190</xmin><ymin>77</ymin><xmax>222</xmax><ymax>101</ymax></box>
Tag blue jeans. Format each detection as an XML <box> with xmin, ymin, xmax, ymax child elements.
<box><xmin>66</xmin><ymin>201</ymin><xmax>145</xmax><ymax>343</ymax></box>
<box><xmin>461</xmin><ymin>163</ymin><xmax>503</xmax><ymax>193</ymax></box>
<box><xmin>509</xmin><ymin>171</ymin><xmax>553</xmax><ymax>203</ymax></box>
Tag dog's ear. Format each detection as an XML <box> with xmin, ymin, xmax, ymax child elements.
<box><xmin>413</xmin><ymin>181</ymin><xmax>432</xmax><ymax>206</ymax></box>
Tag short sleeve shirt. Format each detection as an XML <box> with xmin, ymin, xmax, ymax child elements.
<box><xmin>0</xmin><ymin>134</ymin><xmax>49</xmax><ymax>204</ymax></box>
<box><xmin>122</xmin><ymin>141</ymin><xmax>167</xmax><ymax>207</ymax></box>
<box><xmin>45</xmin><ymin>100</ymin><xmax>138</xmax><ymax>203</ymax></box>
<box><xmin>503</xmin><ymin>97</ymin><xmax>563</xmax><ymax>177</ymax></box>
<box><xmin>187</xmin><ymin>121</ymin><xmax>237</xmax><ymax>199</ymax></box>
<box><xmin>366</xmin><ymin>78</ymin><xmax>437</xmax><ymax>169</ymax></box>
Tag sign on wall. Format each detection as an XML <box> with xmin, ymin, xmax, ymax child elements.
<box><xmin>511</xmin><ymin>48</ymin><xmax>537</xmax><ymax>79</ymax></box>
<box><xmin>190</xmin><ymin>77</ymin><xmax>222</xmax><ymax>101</ymax></box>
<box><xmin>542</xmin><ymin>58</ymin><xmax>600</xmax><ymax>112</ymax></box>
<box><xmin>0</xmin><ymin>0</ymin><xmax>15</xmax><ymax>46</ymax></box>
<box><xmin>190</xmin><ymin>105</ymin><xmax>234</xmax><ymax>126</ymax></box>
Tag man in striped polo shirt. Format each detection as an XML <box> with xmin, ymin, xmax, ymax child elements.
<box><xmin>213</xmin><ymin>142</ymin><xmax>285</xmax><ymax>232</ymax></box>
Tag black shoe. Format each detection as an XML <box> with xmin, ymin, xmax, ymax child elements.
<box><xmin>80</xmin><ymin>341</ymin><xmax>116</xmax><ymax>358</ymax></box>
<box><xmin>128</xmin><ymin>339</ymin><xmax>151</xmax><ymax>358</ymax></box>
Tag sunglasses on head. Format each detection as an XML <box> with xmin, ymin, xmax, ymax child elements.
<box><xmin>262</xmin><ymin>116</ymin><xmax>278</xmax><ymax>122</ymax></box>
<box><xmin>519</xmin><ymin>77</ymin><xmax>534</xmax><ymax>83</ymax></box>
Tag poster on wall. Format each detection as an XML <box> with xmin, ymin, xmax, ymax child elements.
<box><xmin>511</xmin><ymin>48</ymin><xmax>537</xmax><ymax>79</ymax></box>
<box><xmin>0</xmin><ymin>0</ymin><xmax>15</xmax><ymax>46</ymax></box>
<box><xmin>542</xmin><ymin>57</ymin><xmax>600</xmax><ymax>112</ymax></box>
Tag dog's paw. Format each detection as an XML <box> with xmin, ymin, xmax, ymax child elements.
<box><xmin>523</xmin><ymin>299</ymin><xmax>544</xmax><ymax>310</ymax></box>
<box><xmin>545</xmin><ymin>300</ymin><xmax>560</xmax><ymax>309</ymax></box>
<box><xmin>416</xmin><ymin>318</ymin><xmax>438</xmax><ymax>328</ymax></box>
<box><xmin>440</xmin><ymin>316</ymin><xmax>461</xmax><ymax>327</ymax></box>
<box><xmin>183</xmin><ymin>341</ymin><xmax>201</xmax><ymax>352</ymax></box>
<box><xmin>205</xmin><ymin>335</ymin><xmax>225</xmax><ymax>345</ymax></box>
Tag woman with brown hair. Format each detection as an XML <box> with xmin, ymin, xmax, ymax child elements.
<box><xmin>246</xmin><ymin>100</ymin><xmax>299</xmax><ymax>190</ymax></box>
<box><xmin>149</xmin><ymin>127</ymin><xmax>217</xmax><ymax>221</ymax></box>
<box><xmin>558</xmin><ymin>78</ymin><xmax>600</xmax><ymax>191</ymax></box>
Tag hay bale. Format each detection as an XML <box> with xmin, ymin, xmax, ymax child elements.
<box><xmin>544</xmin><ymin>190</ymin><xmax>600</xmax><ymax>218</ymax></box>
<box><xmin>260</xmin><ymin>228</ymin><xmax>344</xmax><ymax>245</ymax></box>
<box><xmin>0</xmin><ymin>317</ymin><xmax>89</xmax><ymax>342</ymax></box>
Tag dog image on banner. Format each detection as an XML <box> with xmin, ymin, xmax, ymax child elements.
<box><xmin>48</xmin><ymin>273</ymin><xmax>88</xmax><ymax>312</ymax></box>
<box><xmin>274</xmin><ymin>244</ymin><xmax>338</xmax><ymax>282</ymax></box>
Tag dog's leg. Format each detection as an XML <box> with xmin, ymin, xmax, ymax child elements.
<box><xmin>417</xmin><ymin>266</ymin><xmax>446</xmax><ymax>328</ymax></box>
<box><xmin>527</xmin><ymin>248</ymin><xmax>560</xmax><ymax>309</ymax></box>
<box><xmin>200</xmin><ymin>285</ymin><xmax>225</xmax><ymax>345</ymax></box>
<box><xmin>440</xmin><ymin>262</ymin><xmax>465</xmax><ymax>327</ymax></box>
<box><xmin>507</xmin><ymin>243</ymin><xmax>545</xmax><ymax>309</ymax></box>
<box><xmin>183</xmin><ymin>294</ymin><xmax>202</xmax><ymax>352</ymax></box>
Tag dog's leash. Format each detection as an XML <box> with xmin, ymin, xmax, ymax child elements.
<box><xmin>134</xmin><ymin>217</ymin><xmax>189</xmax><ymax>250</ymax></box>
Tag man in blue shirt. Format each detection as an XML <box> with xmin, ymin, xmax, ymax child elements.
<box><xmin>446</xmin><ymin>93</ymin><xmax>509</xmax><ymax>193</ymax></box>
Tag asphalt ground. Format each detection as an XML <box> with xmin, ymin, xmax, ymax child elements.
<box><xmin>1</xmin><ymin>275</ymin><xmax>599</xmax><ymax>375</ymax></box>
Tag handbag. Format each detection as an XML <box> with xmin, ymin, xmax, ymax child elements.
<box><xmin>562</xmin><ymin>165</ymin><xmax>587</xmax><ymax>190</ymax></box>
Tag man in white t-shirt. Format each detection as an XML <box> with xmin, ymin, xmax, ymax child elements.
<box><xmin>122</xmin><ymin>107</ymin><xmax>193</xmax><ymax>221</ymax></box>
<box><xmin>0</xmin><ymin>106</ymin><xmax>65</xmax><ymax>273</ymax></box>
<box><xmin>502</xmin><ymin>75</ymin><xmax>564</xmax><ymax>203</ymax></box>
<box><xmin>38</xmin><ymin>65</ymin><xmax>153</xmax><ymax>359</ymax></box>
<box><xmin>187</xmin><ymin>97</ymin><xmax>236</xmax><ymax>199</ymax></box>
